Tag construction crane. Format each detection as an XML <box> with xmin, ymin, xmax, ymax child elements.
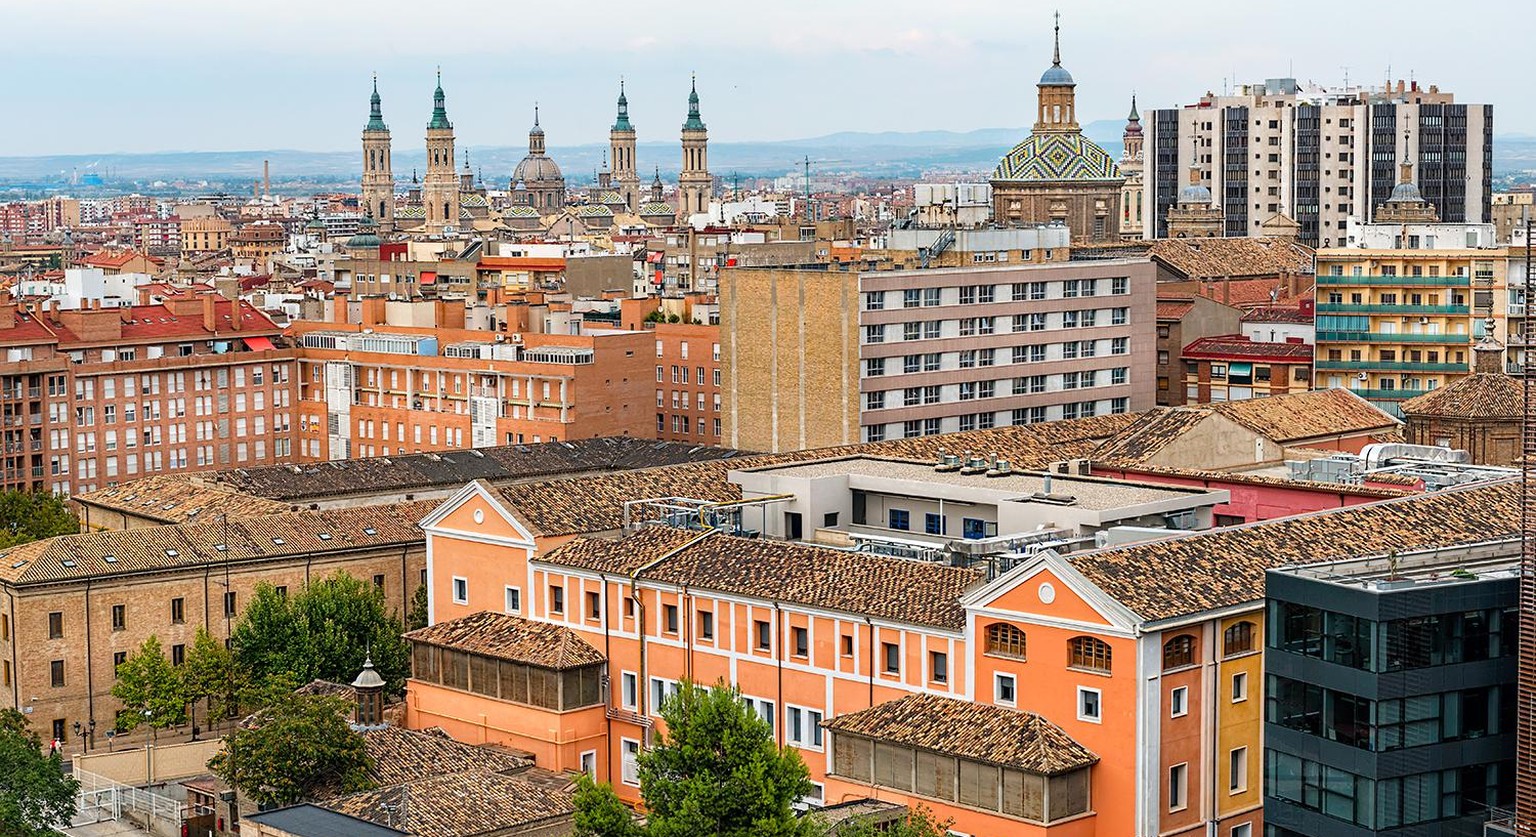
<box><xmin>800</xmin><ymin>156</ymin><xmax>849</xmax><ymax>222</ymax></box>
<box><xmin>1519</xmin><ymin>205</ymin><xmax>1536</xmax><ymax>835</ymax></box>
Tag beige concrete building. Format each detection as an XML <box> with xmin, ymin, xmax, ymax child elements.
<box><xmin>180</xmin><ymin>217</ymin><xmax>232</xmax><ymax>255</ymax></box>
<box><xmin>722</xmin><ymin>257</ymin><xmax>1157</xmax><ymax>452</ymax></box>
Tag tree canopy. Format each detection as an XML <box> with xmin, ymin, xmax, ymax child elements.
<box><xmin>575</xmin><ymin>680</ymin><xmax>819</xmax><ymax>837</ymax></box>
<box><xmin>207</xmin><ymin>692</ymin><xmax>373</xmax><ymax>808</ymax></box>
<box><xmin>110</xmin><ymin>636</ymin><xmax>187</xmax><ymax>732</ymax></box>
<box><xmin>0</xmin><ymin>709</ymin><xmax>79</xmax><ymax>836</ymax></box>
<box><xmin>231</xmin><ymin>572</ymin><xmax>411</xmax><ymax>693</ymax></box>
<box><xmin>0</xmin><ymin>491</ymin><xmax>78</xmax><ymax>548</ymax></box>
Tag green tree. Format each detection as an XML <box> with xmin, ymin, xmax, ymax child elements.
<box><xmin>0</xmin><ymin>709</ymin><xmax>79</xmax><ymax>836</ymax></box>
<box><xmin>110</xmin><ymin>636</ymin><xmax>187</xmax><ymax>732</ymax></box>
<box><xmin>572</xmin><ymin>774</ymin><xmax>643</xmax><ymax>837</ymax></box>
<box><xmin>0</xmin><ymin>491</ymin><xmax>79</xmax><ymax>548</ymax></box>
<box><xmin>208</xmin><ymin>692</ymin><xmax>373</xmax><ymax>808</ymax></box>
<box><xmin>574</xmin><ymin>681</ymin><xmax>819</xmax><ymax>837</ymax></box>
<box><xmin>231</xmin><ymin>573</ymin><xmax>411</xmax><ymax>693</ymax></box>
<box><xmin>180</xmin><ymin>627</ymin><xmax>234</xmax><ymax>734</ymax></box>
<box><xmin>406</xmin><ymin>583</ymin><xmax>429</xmax><ymax>631</ymax></box>
<box><xmin>831</xmin><ymin>805</ymin><xmax>953</xmax><ymax>837</ymax></box>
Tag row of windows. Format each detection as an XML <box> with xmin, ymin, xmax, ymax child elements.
<box><xmin>1268</xmin><ymin>601</ymin><xmax>1516</xmax><ymax>673</ymax></box>
<box><xmin>861</xmin><ymin>277</ymin><xmax>1130</xmax><ymax>310</ymax></box>
<box><xmin>863</xmin><ymin>338</ymin><xmax>1131</xmax><ymax>377</ymax></box>
<box><xmin>1266</xmin><ymin>751</ymin><xmax>1512</xmax><ymax>830</ymax></box>
<box><xmin>1267</xmin><ymin>675</ymin><xmax>1512</xmax><ymax>752</ymax></box>
<box><xmin>862</xmin><ymin>309</ymin><xmax>1130</xmax><ymax>343</ymax></box>
<box><xmin>656</xmin><ymin>365</ymin><xmax>720</xmax><ymax>387</ymax></box>
<box><xmin>861</xmin><ymin>399</ymin><xmax>1133</xmax><ymax>442</ymax></box>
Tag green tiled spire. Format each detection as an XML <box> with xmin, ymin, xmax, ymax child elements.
<box><xmin>365</xmin><ymin>74</ymin><xmax>387</xmax><ymax>132</ymax></box>
<box><xmin>682</xmin><ymin>74</ymin><xmax>705</xmax><ymax>131</ymax></box>
<box><xmin>613</xmin><ymin>79</ymin><xmax>633</xmax><ymax>132</ymax></box>
<box><xmin>428</xmin><ymin>69</ymin><xmax>452</xmax><ymax>130</ymax></box>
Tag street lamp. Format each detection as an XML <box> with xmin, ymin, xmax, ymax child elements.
<box><xmin>71</xmin><ymin>720</ymin><xmax>93</xmax><ymax>753</ymax></box>
<box><xmin>143</xmin><ymin>709</ymin><xmax>156</xmax><ymax>744</ymax></box>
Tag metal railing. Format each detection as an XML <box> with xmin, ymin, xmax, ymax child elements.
<box><xmin>1317</xmin><ymin>303</ymin><xmax>1469</xmax><ymax>315</ymax></box>
<box><xmin>1316</xmin><ymin>331</ymin><xmax>1470</xmax><ymax>344</ymax></box>
<box><xmin>1316</xmin><ymin>274</ymin><xmax>1471</xmax><ymax>287</ymax></box>
<box><xmin>72</xmin><ymin>769</ymin><xmax>210</xmax><ymax>831</ymax></box>
<box><xmin>1316</xmin><ymin>360</ymin><xmax>1469</xmax><ymax>373</ymax></box>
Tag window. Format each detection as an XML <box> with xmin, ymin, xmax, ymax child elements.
<box><xmin>505</xmin><ymin>586</ymin><xmax>521</xmax><ymax>613</ymax></box>
<box><xmin>1232</xmin><ymin>672</ymin><xmax>1248</xmax><ymax>702</ymax></box>
<box><xmin>755</xmin><ymin>620</ymin><xmax>772</xmax><ymax>651</ymax></box>
<box><xmin>882</xmin><ymin>642</ymin><xmax>900</xmax><ymax>674</ymax></box>
<box><xmin>549</xmin><ymin>585</ymin><xmax>564</xmax><ymax>614</ymax></box>
<box><xmin>223</xmin><ymin>592</ymin><xmax>237</xmax><ymax>618</ymax></box>
<box><xmin>792</xmin><ymin>626</ymin><xmax>809</xmax><ymax>657</ymax></box>
<box><xmin>741</xmin><ymin>696</ymin><xmax>776</xmax><ymax>732</ymax></box>
<box><xmin>787</xmin><ymin>706</ymin><xmax>824</xmax><ymax>749</ymax></box>
<box><xmin>372</xmin><ymin>574</ymin><xmax>385</xmax><ymax>591</ymax></box>
<box><xmin>984</xmin><ymin>624</ymin><xmax>1026</xmax><ymax>659</ymax></box>
<box><xmin>1232</xmin><ymin>825</ymin><xmax>1252</xmax><ymax>837</ymax></box>
<box><xmin>888</xmin><ymin>509</ymin><xmax>910</xmax><ymax>531</ymax></box>
<box><xmin>650</xmin><ymin>678</ymin><xmax>680</xmax><ymax>715</ymax></box>
<box><xmin>1223</xmin><ymin>621</ymin><xmax>1255</xmax><ymax>656</ymax></box>
<box><xmin>580</xmin><ymin>751</ymin><xmax>598</xmax><ymax>779</ymax></box>
<box><xmin>47</xmin><ymin>612</ymin><xmax>62</xmax><ymax>640</ymax></box>
<box><xmin>621</xmin><ymin>739</ymin><xmax>641</xmax><ymax>786</ymax></box>
<box><xmin>621</xmin><ymin>672</ymin><xmax>638</xmax><ymax>709</ymax></box>
<box><xmin>930</xmin><ymin>651</ymin><xmax>948</xmax><ymax>684</ymax></box>
<box><xmin>50</xmin><ymin>660</ymin><xmax>65</xmax><ymax>688</ymax></box>
<box><xmin>923</xmin><ymin>512</ymin><xmax>945</xmax><ymax>535</ymax></box>
<box><xmin>995</xmin><ymin>673</ymin><xmax>1016</xmax><ymax>705</ymax></box>
<box><xmin>170</xmin><ymin>597</ymin><xmax>185</xmax><ymax>624</ymax></box>
<box><xmin>1229</xmin><ymin>747</ymin><xmax>1248</xmax><ymax>793</ymax></box>
<box><xmin>662</xmin><ymin>604</ymin><xmax>679</xmax><ymax>634</ymax></box>
<box><xmin>841</xmin><ymin>635</ymin><xmax>854</xmax><ymax>657</ymax></box>
<box><xmin>1163</xmin><ymin>635</ymin><xmax>1196</xmax><ymax>670</ymax></box>
<box><xmin>452</xmin><ymin>577</ymin><xmax>469</xmax><ymax>605</ymax></box>
<box><xmin>111</xmin><ymin>604</ymin><xmax>125</xmax><ymax>632</ymax></box>
<box><xmin>1078</xmin><ymin>687</ymin><xmax>1102</xmax><ymax>722</ymax></box>
<box><xmin>172</xmin><ymin>644</ymin><xmax>185</xmax><ymax>666</ymax></box>
<box><xmin>112</xmin><ymin>652</ymin><xmax>126</xmax><ymax>676</ymax></box>
<box><xmin>1069</xmin><ymin>636</ymin><xmax>1112</xmax><ymax>672</ymax></box>
<box><xmin>1171</xmin><ymin>686</ymin><xmax>1188</xmax><ymax>717</ymax></box>
<box><xmin>586</xmin><ymin>591</ymin><xmax>601</xmax><ymax>619</ymax></box>
<box><xmin>1169</xmin><ymin>763</ymin><xmax>1188</xmax><ymax>810</ymax></box>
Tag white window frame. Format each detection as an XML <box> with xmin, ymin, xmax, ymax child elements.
<box><xmin>580</xmin><ymin>749</ymin><xmax>598</xmax><ymax>779</ymax></box>
<box><xmin>649</xmin><ymin>677</ymin><xmax>680</xmax><ymax>716</ymax></box>
<box><xmin>621</xmin><ymin>671</ymin><xmax>638</xmax><ymax>710</ymax></box>
<box><xmin>740</xmin><ymin>695</ymin><xmax>776</xmax><ymax>733</ymax></box>
<box><xmin>620</xmin><ymin>738</ymin><xmax>641</xmax><ymax>786</ymax></box>
<box><xmin>451</xmin><ymin>576</ymin><xmax>468</xmax><ymax>605</ymax></box>
<box><xmin>1170</xmin><ymin>685</ymin><xmax>1188</xmax><ymax>718</ymax></box>
<box><xmin>504</xmin><ymin>586</ymin><xmax>521</xmax><ymax>614</ymax></box>
<box><xmin>1232</xmin><ymin>671</ymin><xmax>1248</xmax><ymax>703</ymax></box>
<box><xmin>1077</xmin><ymin>686</ymin><xmax>1102</xmax><ymax>723</ymax></box>
<box><xmin>786</xmin><ymin>704</ymin><xmax>825</xmax><ymax>750</ymax></box>
<box><xmin>1231</xmin><ymin>824</ymin><xmax>1253</xmax><ymax>837</ymax></box>
<box><xmin>994</xmin><ymin>673</ymin><xmax>1017</xmax><ymax>706</ymax></box>
<box><xmin>1229</xmin><ymin>746</ymin><xmax>1248</xmax><ymax>794</ymax></box>
<box><xmin>1169</xmin><ymin>762</ymin><xmax>1188</xmax><ymax>811</ymax></box>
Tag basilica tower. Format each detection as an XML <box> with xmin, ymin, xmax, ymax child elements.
<box><xmin>361</xmin><ymin>75</ymin><xmax>394</xmax><ymax>232</ymax></box>
<box><xmin>678</xmin><ymin>76</ymin><xmax>712</xmax><ymax>218</ymax></box>
<box><xmin>611</xmin><ymin>81</ymin><xmax>641</xmax><ymax>211</ymax></box>
<box><xmin>422</xmin><ymin>71</ymin><xmax>460</xmax><ymax>235</ymax></box>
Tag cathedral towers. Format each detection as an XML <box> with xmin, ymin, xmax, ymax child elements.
<box><xmin>360</xmin><ymin>76</ymin><xmax>394</xmax><ymax>231</ymax></box>
<box><xmin>678</xmin><ymin>76</ymin><xmax>712</xmax><ymax>218</ymax></box>
<box><xmin>611</xmin><ymin>81</ymin><xmax>641</xmax><ymax>211</ymax></box>
<box><xmin>422</xmin><ymin>71</ymin><xmax>460</xmax><ymax>235</ymax></box>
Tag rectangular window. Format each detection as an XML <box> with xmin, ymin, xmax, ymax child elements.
<box><xmin>756</xmin><ymin>620</ymin><xmax>772</xmax><ymax>651</ymax></box>
<box><xmin>697</xmin><ymin>609</ymin><xmax>713</xmax><ymax>640</ymax></box>
<box><xmin>662</xmin><ymin>604</ymin><xmax>679</xmax><ymax>634</ymax></box>
<box><xmin>1232</xmin><ymin>671</ymin><xmax>1248</xmax><ymax>702</ymax></box>
<box><xmin>1171</xmin><ymin>686</ymin><xmax>1188</xmax><ymax>717</ymax></box>
<box><xmin>586</xmin><ymin>591</ymin><xmax>601</xmax><ymax>619</ymax></box>
<box><xmin>452</xmin><ymin>577</ymin><xmax>469</xmax><ymax>605</ymax></box>
<box><xmin>621</xmin><ymin>739</ymin><xmax>641</xmax><ymax>786</ymax></box>
<box><xmin>505</xmin><ymin>586</ymin><xmax>521</xmax><ymax>613</ymax></box>
<box><xmin>1078</xmin><ymin>687</ymin><xmax>1102</xmax><ymax>722</ymax></box>
<box><xmin>1169</xmin><ymin>763</ymin><xmax>1188</xmax><ymax>810</ymax></box>
<box><xmin>111</xmin><ymin>604</ymin><xmax>125</xmax><ymax>632</ymax></box>
<box><xmin>223</xmin><ymin>592</ymin><xmax>237</xmax><ymax>618</ymax></box>
<box><xmin>923</xmin><ymin>512</ymin><xmax>945</xmax><ymax>535</ymax></box>
<box><xmin>50</xmin><ymin>660</ymin><xmax>64</xmax><ymax>687</ymax></box>
<box><xmin>995</xmin><ymin>673</ymin><xmax>1016</xmax><ymax>705</ymax></box>
<box><xmin>792</xmin><ymin>626</ymin><xmax>809</xmax><ymax>657</ymax></box>
<box><xmin>1229</xmin><ymin>747</ymin><xmax>1248</xmax><ymax>793</ymax></box>
<box><xmin>787</xmin><ymin>706</ymin><xmax>825</xmax><ymax>749</ymax></box>
<box><xmin>930</xmin><ymin>651</ymin><xmax>948</xmax><ymax>684</ymax></box>
<box><xmin>882</xmin><ymin>642</ymin><xmax>900</xmax><ymax>674</ymax></box>
<box><xmin>621</xmin><ymin>672</ymin><xmax>638</xmax><ymax>709</ymax></box>
<box><xmin>48</xmin><ymin>612</ymin><xmax>62</xmax><ymax>640</ymax></box>
<box><xmin>888</xmin><ymin>509</ymin><xmax>910</xmax><ymax>531</ymax></box>
<box><xmin>172</xmin><ymin>644</ymin><xmax>185</xmax><ymax>666</ymax></box>
<box><xmin>171</xmin><ymin>598</ymin><xmax>184</xmax><ymax>624</ymax></box>
<box><xmin>549</xmin><ymin>585</ymin><xmax>564</xmax><ymax>614</ymax></box>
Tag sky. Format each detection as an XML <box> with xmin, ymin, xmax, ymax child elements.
<box><xmin>3</xmin><ymin>0</ymin><xmax>1529</xmax><ymax>158</ymax></box>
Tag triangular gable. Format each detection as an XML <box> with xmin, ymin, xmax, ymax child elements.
<box><xmin>963</xmin><ymin>551</ymin><xmax>1141</xmax><ymax>633</ymax></box>
<box><xmin>418</xmin><ymin>479</ymin><xmax>537</xmax><ymax>547</ymax></box>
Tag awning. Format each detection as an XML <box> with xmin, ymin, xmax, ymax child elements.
<box><xmin>1229</xmin><ymin>362</ymin><xmax>1253</xmax><ymax>375</ymax></box>
<box><xmin>420</xmin><ymin>270</ymin><xmax>438</xmax><ymax>285</ymax></box>
<box><xmin>245</xmin><ymin>336</ymin><xmax>276</xmax><ymax>352</ymax></box>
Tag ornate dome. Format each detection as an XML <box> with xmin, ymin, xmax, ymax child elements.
<box><xmin>1179</xmin><ymin>182</ymin><xmax>1213</xmax><ymax>204</ymax></box>
<box><xmin>1039</xmin><ymin>65</ymin><xmax>1075</xmax><ymax>86</ymax></box>
<box><xmin>513</xmin><ymin>154</ymin><xmax>564</xmax><ymax>184</ymax></box>
<box><xmin>1388</xmin><ymin>180</ymin><xmax>1424</xmax><ymax>204</ymax></box>
<box><xmin>992</xmin><ymin>133</ymin><xmax>1120</xmax><ymax>182</ymax></box>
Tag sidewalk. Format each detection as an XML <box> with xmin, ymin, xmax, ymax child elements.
<box><xmin>60</xmin><ymin>821</ymin><xmax>152</xmax><ymax>836</ymax></box>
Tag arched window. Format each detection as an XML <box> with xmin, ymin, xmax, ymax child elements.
<box><xmin>984</xmin><ymin>623</ymin><xmax>1027</xmax><ymax>660</ymax></box>
<box><xmin>1224</xmin><ymin>621</ymin><xmax>1256</xmax><ymax>657</ymax></box>
<box><xmin>1068</xmin><ymin>636</ymin><xmax>1111</xmax><ymax>673</ymax></box>
<box><xmin>1162</xmin><ymin>634</ymin><xmax>1196</xmax><ymax>671</ymax></box>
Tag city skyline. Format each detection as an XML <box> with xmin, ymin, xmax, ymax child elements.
<box><xmin>4</xmin><ymin>0</ymin><xmax>1530</xmax><ymax>158</ymax></box>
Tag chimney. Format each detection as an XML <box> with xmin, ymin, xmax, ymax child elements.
<box><xmin>202</xmin><ymin>294</ymin><xmax>216</xmax><ymax>334</ymax></box>
<box><xmin>263</xmin><ymin>160</ymin><xmax>271</xmax><ymax>197</ymax></box>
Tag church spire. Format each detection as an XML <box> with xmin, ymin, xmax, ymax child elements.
<box><xmin>366</xmin><ymin>74</ymin><xmax>387</xmax><ymax>132</ymax></box>
<box><xmin>683</xmin><ymin>74</ymin><xmax>705</xmax><ymax>131</ymax></box>
<box><xmin>529</xmin><ymin>103</ymin><xmax>545</xmax><ymax>155</ymax></box>
<box><xmin>613</xmin><ymin>79</ymin><xmax>633</xmax><ymax>132</ymax></box>
<box><xmin>1128</xmin><ymin>93</ymin><xmax>1140</xmax><ymax>123</ymax></box>
<box><xmin>428</xmin><ymin>68</ymin><xmax>451</xmax><ymax>130</ymax></box>
<box><xmin>1052</xmin><ymin>11</ymin><xmax>1062</xmax><ymax>67</ymax></box>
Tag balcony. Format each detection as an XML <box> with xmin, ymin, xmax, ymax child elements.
<box><xmin>1316</xmin><ymin>304</ymin><xmax>1469</xmax><ymax>315</ymax></box>
<box><xmin>1315</xmin><ymin>331</ymin><xmax>1470</xmax><ymax>344</ymax></box>
<box><xmin>1316</xmin><ymin>275</ymin><xmax>1470</xmax><ymax>287</ymax></box>
<box><xmin>1347</xmin><ymin>387</ymin><xmax>1422</xmax><ymax>401</ymax></box>
<box><xmin>1315</xmin><ymin>360</ymin><xmax>1469</xmax><ymax>373</ymax></box>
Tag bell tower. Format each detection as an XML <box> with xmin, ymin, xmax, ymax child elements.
<box><xmin>422</xmin><ymin>70</ymin><xmax>460</xmax><ymax>235</ymax></box>
<box><xmin>611</xmin><ymin>80</ymin><xmax>641</xmax><ymax>212</ymax></box>
<box><xmin>678</xmin><ymin>76</ymin><xmax>712</xmax><ymax>218</ymax></box>
<box><xmin>1034</xmin><ymin>14</ymin><xmax>1079</xmax><ymax>133</ymax></box>
<box><xmin>361</xmin><ymin>75</ymin><xmax>394</xmax><ymax>232</ymax></box>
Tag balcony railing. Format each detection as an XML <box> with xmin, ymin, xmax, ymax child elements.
<box><xmin>1316</xmin><ymin>303</ymin><xmax>1469</xmax><ymax>315</ymax></box>
<box><xmin>1316</xmin><ymin>275</ymin><xmax>1470</xmax><ymax>287</ymax></box>
<box><xmin>1347</xmin><ymin>387</ymin><xmax>1423</xmax><ymax>400</ymax></box>
<box><xmin>1315</xmin><ymin>360</ymin><xmax>1469</xmax><ymax>373</ymax></box>
<box><xmin>1316</xmin><ymin>331</ymin><xmax>1470</xmax><ymax>344</ymax></box>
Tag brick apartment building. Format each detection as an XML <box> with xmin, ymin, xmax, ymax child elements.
<box><xmin>720</xmin><ymin>258</ymin><xmax>1158</xmax><ymax>452</ymax></box>
<box><xmin>0</xmin><ymin>293</ymin><xmax>295</xmax><ymax>496</ymax></box>
<box><xmin>289</xmin><ymin>321</ymin><xmax>652</xmax><ymax>461</ymax></box>
<box><xmin>650</xmin><ymin>321</ymin><xmax>722</xmax><ymax>443</ymax></box>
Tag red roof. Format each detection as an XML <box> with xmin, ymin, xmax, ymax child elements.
<box><xmin>82</xmin><ymin>250</ymin><xmax>162</xmax><ymax>269</ymax></box>
<box><xmin>1182</xmin><ymin>334</ymin><xmax>1313</xmax><ymax>362</ymax></box>
<box><xmin>1156</xmin><ymin>299</ymin><xmax>1196</xmax><ymax>321</ymax></box>
<box><xmin>1240</xmin><ymin>305</ymin><xmax>1314</xmax><ymax>325</ymax></box>
<box><xmin>478</xmin><ymin>257</ymin><xmax>565</xmax><ymax>272</ymax></box>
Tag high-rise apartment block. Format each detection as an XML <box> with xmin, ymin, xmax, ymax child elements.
<box><xmin>1140</xmin><ymin>78</ymin><xmax>1492</xmax><ymax>246</ymax></box>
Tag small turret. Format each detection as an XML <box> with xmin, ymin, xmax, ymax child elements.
<box><xmin>351</xmin><ymin>654</ymin><xmax>387</xmax><ymax>729</ymax></box>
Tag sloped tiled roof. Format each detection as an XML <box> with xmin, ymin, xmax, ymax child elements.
<box><xmin>359</xmin><ymin>726</ymin><xmax>530</xmax><ymax>788</ymax></box>
<box><xmin>1400</xmin><ymin>374</ymin><xmax>1523</xmax><ymax>420</ymax></box>
<box><xmin>327</xmin><ymin>770</ymin><xmax>573</xmax><ymax>837</ymax></box>
<box><xmin>1155</xmin><ymin>298</ymin><xmax>1196</xmax><ymax>321</ymax></box>
<box><xmin>74</xmin><ymin>474</ymin><xmax>290</xmax><ymax>524</ymax></box>
<box><xmin>823</xmin><ymin>693</ymin><xmax>1097</xmax><ymax>776</ymax></box>
<box><xmin>1182</xmin><ymin>335</ymin><xmax>1313</xmax><ymax>361</ymax></box>
<box><xmin>1147</xmin><ymin>237</ymin><xmax>1314</xmax><ymax>281</ymax></box>
<box><xmin>1091</xmin><ymin>408</ymin><xmax>1213</xmax><ymax>463</ymax></box>
<box><xmin>1069</xmin><ymin>480</ymin><xmax>1518</xmax><ymax>623</ymax></box>
<box><xmin>538</xmin><ymin>525</ymin><xmax>703</xmax><ymax>575</ymax></box>
<box><xmin>404</xmin><ymin>611</ymin><xmax>605</xmax><ymax>670</ymax></box>
<box><xmin>1240</xmin><ymin>305</ymin><xmax>1314</xmax><ymax>325</ymax></box>
<box><xmin>1211</xmin><ymin>388</ymin><xmax>1397</xmax><ymax>443</ymax></box>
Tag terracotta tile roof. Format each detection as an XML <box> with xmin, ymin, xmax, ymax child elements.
<box><xmin>1068</xmin><ymin>480</ymin><xmax>1519</xmax><ymax>623</ymax></box>
<box><xmin>404</xmin><ymin>611</ymin><xmax>605</xmax><ymax>670</ymax></box>
<box><xmin>1240</xmin><ymin>305</ymin><xmax>1314</xmax><ymax>325</ymax></box>
<box><xmin>327</xmin><ymin>770</ymin><xmax>574</xmax><ymax>837</ymax></box>
<box><xmin>1182</xmin><ymin>335</ymin><xmax>1314</xmax><ymax>361</ymax></box>
<box><xmin>358</xmin><ymin>726</ymin><xmax>531</xmax><ymax>789</ymax></box>
<box><xmin>1105</xmin><ymin>464</ymin><xmax>1414</xmax><ymax>499</ymax></box>
<box><xmin>823</xmin><ymin>693</ymin><xmax>1097</xmax><ymax>776</ymax></box>
<box><xmin>1148</xmin><ymin>238</ymin><xmax>1314</xmax><ymax>281</ymax></box>
<box><xmin>0</xmin><ymin>500</ymin><xmax>437</xmax><ymax>585</ymax></box>
<box><xmin>1091</xmin><ymin>408</ymin><xmax>1213</xmax><ymax>463</ymax></box>
<box><xmin>1156</xmin><ymin>298</ymin><xmax>1196</xmax><ymax>321</ymax></box>
<box><xmin>1400</xmin><ymin>374</ymin><xmax>1523</xmax><ymax>419</ymax></box>
<box><xmin>1210</xmin><ymin>388</ymin><xmax>1398</xmax><ymax>443</ymax></box>
<box><xmin>537</xmin><ymin>525</ymin><xmax>703</xmax><ymax>574</ymax></box>
<box><xmin>73</xmin><ymin>474</ymin><xmax>291</xmax><ymax>524</ymax></box>
<box><xmin>545</xmin><ymin>530</ymin><xmax>983</xmax><ymax>630</ymax></box>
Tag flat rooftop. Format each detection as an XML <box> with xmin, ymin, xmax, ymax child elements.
<box><xmin>1276</xmin><ymin>538</ymin><xmax>1520</xmax><ymax>591</ymax></box>
<box><xmin>736</xmin><ymin>456</ymin><xmax>1212</xmax><ymax>512</ymax></box>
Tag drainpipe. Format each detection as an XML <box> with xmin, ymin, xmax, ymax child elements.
<box><xmin>774</xmin><ymin>600</ymin><xmax>784</xmax><ymax>748</ymax></box>
<box><xmin>601</xmin><ymin>572</ymin><xmax>613</xmax><ymax>781</ymax></box>
<box><xmin>630</xmin><ymin>530</ymin><xmax>714</xmax><ymax>731</ymax></box>
<box><xmin>84</xmin><ymin>579</ymin><xmax>95</xmax><ymax>749</ymax></box>
<box><xmin>1206</xmin><ymin>622</ymin><xmax>1220</xmax><ymax>834</ymax></box>
<box><xmin>6</xmin><ymin>590</ymin><xmax>19</xmax><ymax>709</ymax></box>
<box><xmin>683</xmin><ymin>585</ymin><xmax>693</xmax><ymax>685</ymax></box>
<box><xmin>865</xmin><ymin>616</ymin><xmax>875</xmax><ymax>708</ymax></box>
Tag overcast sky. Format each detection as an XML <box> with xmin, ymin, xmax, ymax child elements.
<box><xmin>3</xmin><ymin>0</ymin><xmax>1527</xmax><ymax>157</ymax></box>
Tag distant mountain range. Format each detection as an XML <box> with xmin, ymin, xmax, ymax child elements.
<box><xmin>2</xmin><ymin>120</ymin><xmax>1532</xmax><ymax>192</ymax></box>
